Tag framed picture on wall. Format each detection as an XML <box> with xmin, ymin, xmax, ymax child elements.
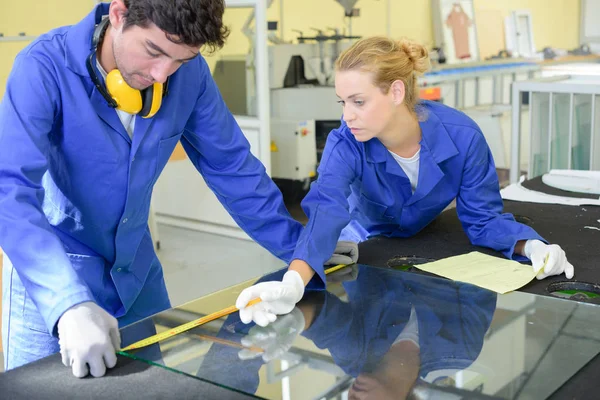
<box><xmin>432</xmin><ymin>0</ymin><xmax>480</xmax><ymax>64</ymax></box>
<box><xmin>581</xmin><ymin>0</ymin><xmax>600</xmax><ymax>48</ymax></box>
<box><xmin>505</xmin><ymin>10</ymin><xmax>536</xmax><ymax>58</ymax></box>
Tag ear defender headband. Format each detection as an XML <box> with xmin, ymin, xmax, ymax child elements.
<box><xmin>85</xmin><ymin>16</ymin><xmax>169</xmax><ymax>118</ymax></box>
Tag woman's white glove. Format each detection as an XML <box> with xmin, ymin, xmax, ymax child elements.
<box><xmin>57</xmin><ymin>301</ymin><xmax>121</xmax><ymax>378</ymax></box>
<box><xmin>236</xmin><ymin>270</ymin><xmax>305</xmax><ymax>327</ymax></box>
<box><xmin>524</xmin><ymin>239</ymin><xmax>575</xmax><ymax>280</ymax></box>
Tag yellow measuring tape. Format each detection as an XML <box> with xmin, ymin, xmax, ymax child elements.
<box><xmin>121</xmin><ymin>263</ymin><xmax>349</xmax><ymax>352</ymax></box>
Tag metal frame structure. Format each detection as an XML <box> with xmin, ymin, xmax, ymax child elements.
<box><xmin>421</xmin><ymin>63</ymin><xmax>540</xmax><ymax>108</ymax></box>
<box><xmin>227</xmin><ymin>0</ymin><xmax>271</xmax><ymax>172</ymax></box>
<box><xmin>510</xmin><ymin>75</ymin><xmax>600</xmax><ymax>183</ymax></box>
<box><xmin>0</xmin><ymin>35</ymin><xmax>36</xmax><ymax>42</ymax></box>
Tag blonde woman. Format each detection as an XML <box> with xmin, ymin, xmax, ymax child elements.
<box><xmin>237</xmin><ymin>37</ymin><xmax>574</xmax><ymax>327</ymax></box>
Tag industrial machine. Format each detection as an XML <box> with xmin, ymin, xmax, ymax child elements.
<box><xmin>213</xmin><ymin>0</ymin><xmax>362</xmax><ymax>192</ymax></box>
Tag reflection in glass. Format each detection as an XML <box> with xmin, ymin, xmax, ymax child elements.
<box><xmin>121</xmin><ymin>265</ymin><xmax>600</xmax><ymax>399</ymax></box>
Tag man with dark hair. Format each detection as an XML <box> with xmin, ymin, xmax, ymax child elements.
<box><xmin>0</xmin><ymin>0</ymin><xmax>357</xmax><ymax>378</ymax></box>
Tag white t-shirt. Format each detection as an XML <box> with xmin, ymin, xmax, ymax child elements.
<box><xmin>394</xmin><ymin>305</ymin><xmax>420</xmax><ymax>347</ymax></box>
<box><xmin>389</xmin><ymin>148</ymin><xmax>420</xmax><ymax>193</ymax></box>
<box><xmin>96</xmin><ymin>60</ymin><xmax>136</xmax><ymax>139</ymax></box>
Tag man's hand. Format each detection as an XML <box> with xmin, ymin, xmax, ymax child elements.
<box><xmin>524</xmin><ymin>239</ymin><xmax>575</xmax><ymax>280</ymax></box>
<box><xmin>57</xmin><ymin>301</ymin><xmax>121</xmax><ymax>378</ymax></box>
<box><xmin>325</xmin><ymin>241</ymin><xmax>359</xmax><ymax>265</ymax></box>
<box><xmin>237</xmin><ymin>307</ymin><xmax>305</xmax><ymax>362</ymax></box>
<box><xmin>236</xmin><ymin>270</ymin><xmax>304</xmax><ymax>327</ymax></box>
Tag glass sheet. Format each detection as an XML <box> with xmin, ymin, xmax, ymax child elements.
<box><xmin>121</xmin><ymin>265</ymin><xmax>600</xmax><ymax>399</ymax></box>
<box><xmin>594</xmin><ymin>95</ymin><xmax>600</xmax><ymax>170</ymax></box>
<box><xmin>550</xmin><ymin>93</ymin><xmax>570</xmax><ymax>170</ymax></box>
<box><xmin>530</xmin><ymin>92</ymin><xmax>551</xmax><ymax>177</ymax></box>
<box><xmin>571</xmin><ymin>93</ymin><xmax>593</xmax><ymax>170</ymax></box>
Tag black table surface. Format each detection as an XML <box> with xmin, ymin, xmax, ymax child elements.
<box><xmin>358</xmin><ymin>176</ymin><xmax>600</xmax><ymax>301</ymax></box>
<box><xmin>1</xmin><ymin>176</ymin><xmax>598</xmax><ymax>399</ymax></box>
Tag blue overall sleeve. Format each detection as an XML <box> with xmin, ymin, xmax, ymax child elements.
<box><xmin>292</xmin><ymin>130</ymin><xmax>359</xmax><ymax>289</ymax></box>
<box><xmin>456</xmin><ymin>131</ymin><xmax>545</xmax><ymax>260</ymax></box>
<box><xmin>0</xmin><ymin>54</ymin><xmax>94</xmax><ymax>334</ymax></box>
<box><xmin>179</xmin><ymin>57</ymin><xmax>303</xmax><ymax>262</ymax></box>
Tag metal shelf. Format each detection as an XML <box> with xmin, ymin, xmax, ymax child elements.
<box><xmin>0</xmin><ymin>36</ymin><xmax>36</xmax><ymax>42</ymax></box>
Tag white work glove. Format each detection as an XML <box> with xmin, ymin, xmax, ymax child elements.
<box><xmin>236</xmin><ymin>270</ymin><xmax>305</xmax><ymax>327</ymax></box>
<box><xmin>325</xmin><ymin>240</ymin><xmax>359</xmax><ymax>265</ymax></box>
<box><xmin>237</xmin><ymin>307</ymin><xmax>305</xmax><ymax>362</ymax></box>
<box><xmin>524</xmin><ymin>239</ymin><xmax>575</xmax><ymax>280</ymax></box>
<box><xmin>57</xmin><ymin>301</ymin><xmax>121</xmax><ymax>378</ymax></box>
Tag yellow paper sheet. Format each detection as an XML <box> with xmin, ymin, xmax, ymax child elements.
<box><xmin>414</xmin><ymin>251</ymin><xmax>536</xmax><ymax>294</ymax></box>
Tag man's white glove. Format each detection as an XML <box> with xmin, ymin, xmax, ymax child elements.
<box><xmin>325</xmin><ymin>241</ymin><xmax>359</xmax><ymax>265</ymax></box>
<box><xmin>236</xmin><ymin>270</ymin><xmax>305</xmax><ymax>327</ymax></box>
<box><xmin>524</xmin><ymin>239</ymin><xmax>575</xmax><ymax>280</ymax></box>
<box><xmin>57</xmin><ymin>301</ymin><xmax>121</xmax><ymax>378</ymax></box>
<box><xmin>237</xmin><ymin>307</ymin><xmax>305</xmax><ymax>362</ymax></box>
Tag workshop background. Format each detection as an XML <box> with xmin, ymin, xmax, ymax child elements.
<box><xmin>1</xmin><ymin>2</ymin><xmax>598</xmax><ymax>390</ymax></box>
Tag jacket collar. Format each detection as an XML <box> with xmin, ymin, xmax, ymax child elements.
<box><xmin>63</xmin><ymin>4</ymin><xmax>135</xmax><ymax>144</ymax></box>
<box><xmin>362</xmin><ymin>103</ymin><xmax>460</xmax><ymax>204</ymax></box>
<box><xmin>64</xmin><ymin>3</ymin><xmax>108</xmax><ymax>77</ymax></box>
<box><xmin>364</xmin><ymin>103</ymin><xmax>459</xmax><ymax>165</ymax></box>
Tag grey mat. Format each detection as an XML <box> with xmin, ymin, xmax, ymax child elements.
<box><xmin>0</xmin><ymin>353</ymin><xmax>261</xmax><ymax>400</ymax></box>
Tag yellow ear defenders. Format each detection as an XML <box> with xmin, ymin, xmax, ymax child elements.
<box><xmin>85</xmin><ymin>16</ymin><xmax>169</xmax><ymax>118</ymax></box>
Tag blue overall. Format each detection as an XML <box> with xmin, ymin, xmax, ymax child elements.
<box><xmin>0</xmin><ymin>4</ymin><xmax>302</xmax><ymax>370</ymax></box>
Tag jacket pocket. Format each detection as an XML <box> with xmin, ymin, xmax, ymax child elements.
<box><xmin>152</xmin><ymin>134</ymin><xmax>183</xmax><ymax>183</ymax></box>
<box><xmin>358</xmin><ymin>193</ymin><xmax>395</xmax><ymax>221</ymax></box>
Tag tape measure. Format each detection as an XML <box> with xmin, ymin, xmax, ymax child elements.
<box><xmin>121</xmin><ymin>263</ymin><xmax>350</xmax><ymax>352</ymax></box>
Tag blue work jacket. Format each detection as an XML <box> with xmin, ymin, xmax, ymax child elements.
<box><xmin>293</xmin><ymin>100</ymin><xmax>544</xmax><ymax>288</ymax></box>
<box><xmin>0</xmin><ymin>4</ymin><xmax>302</xmax><ymax>334</ymax></box>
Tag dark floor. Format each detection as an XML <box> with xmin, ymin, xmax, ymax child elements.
<box><xmin>286</xmin><ymin>201</ymin><xmax>308</xmax><ymax>224</ymax></box>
